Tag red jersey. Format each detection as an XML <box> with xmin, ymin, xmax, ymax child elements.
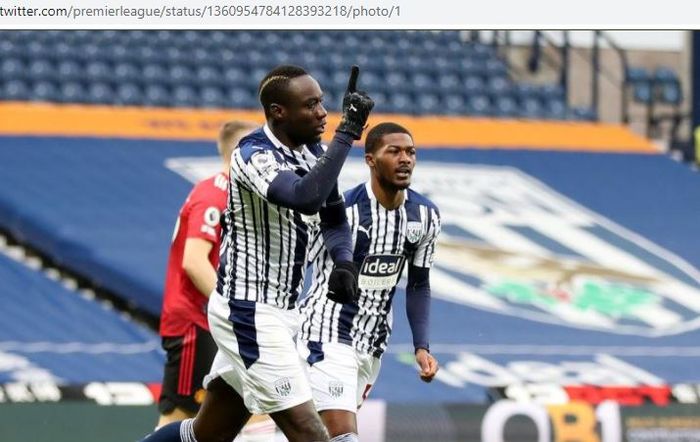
<box><xmin>159</xmin><ymin>172</ymin><xmax>228</xmax><ymax>336</ymax></box>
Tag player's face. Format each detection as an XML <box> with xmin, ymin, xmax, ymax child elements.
<box><xmin>370</xmin><ymin>133</ymin><xmax>416</xmax><ymax>191</ymax></box>
<box><xmin>282</xmin><ymin>75</ymin><xmax>328</xmax><ymax>146</ymax></box>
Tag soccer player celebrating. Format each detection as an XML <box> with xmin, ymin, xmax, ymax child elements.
<box><xmin>142</xmin><ymin>64</ymin><xmax>373</xmax><ymax>442</ymax></box>
<box><xmin>157</xmin><ymin>120</ymin><xmax>255</xmax><ymax>429</ymax></box>
<box><xmin>298</xmin><ymin>122</ymin><xmax>441</xmax><ymax>442</ymax></box>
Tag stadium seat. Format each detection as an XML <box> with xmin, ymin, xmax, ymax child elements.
<box><xmin>168</xmin><ymin>65</ymin><xmax>196</xmax><ymax>86</ymax></box>
<box><xmin>196</xmin><ymin>65</ymin><xmax>223</xmax><ymax>87</ymax></box>
<box><xmin>409</xmin><ymin>72</ymin><xmax>437</xmax><ymax>94</ymax></box>
<box><xmin>59</xmin><ymin>81</ymin><xmax>87</xmax><ymax>103</ymax></box>
<box><xmin>199</xmin><ymin>86</ymin><xmax>226</xmax><ymax>108</ymax></box>
<box><xmin>462</xmin><ymin>76</ymin><xmax>485</xmax><ymax>95</ymax></box>
<box><xmin>85</xmin><ymin>61</ymin><xmax>112</xmax><ymax>83</ymax></box>
<box><xmin>388</xmin><ymin>93</ymin><xmax>413</xmax><ymax>114</ymax></box>
<box><xmin>416</xmin><ymin>93</ymin><xmax>441</xmax><ymax>114</ymax></box>
<box><xmin>116</xmin><ymin>83</ymin><xmax>143</xmax><ymax>106</ymax></box>
<box><xmin>443</xmin><ymin>94</ymin><xmax>467</xmax><ymax>115</ymax></box>
<box><xmin>113</xmin><ymin>62</ymin><xmax>141</xmax><ymax>84</ymax></box>
<box><xmin>86</xmin><ymin>82</ymin><xmax>115</xmax><ymax>104</ymax></box>
<box><xmin>519</xmin><ymin>97</ymin><xmax>544</xmax><ymax>119</ymax></box>
<box><xmin>466</xmin><ymin>94</ymin><xmax>492</xmax><ymax>116</ymax></box>
<box><xmin>141</xmin><ymin>63</ymin><xmax>168</xmax><ymax>85</ymax></box>
<box><xmin>172</xmin><ymin>85</ymin><xmax>198</xmax><ymax>107</ymax></box>
<box><xmin>227</xmin><ymin>87</ymin><xmax>257</xmax><ymax>109</ymax></box>
<box><xmin>144</xmin><ymin>84</ymin><xmax>171</xmax><ymax>107</ymax></box>
<box><xmin>437</xmin><ymin>73</ymin><xmax>461</xmax><ymax>93</ymax></box>
<box><xmin>0</xmin><ymin>58</ymin><xmax>25</xmax><ymax>81</ymax></box>
<box><xmin>27</xmin><ymin>59</ymin><xmax>56</xmax><ymax>81</ymax></box>
<box><xmin>487</xmin><ymin>76</ymin><xmax>512</xmax><ymax>97</ymax></box>
<box><xmin>544</xmin><ymin>98</ymin><xmax>568</xmax><ymax>120</ymax></box>
<box><xmin>31</xmin><ymin>81</ymin><xmax>59</xmax><ymax>102</ymax></box>
<box><xmin>493</xmin><ymin>95</ymin><xmax>519</xmax><ymax>117</ymax></box>
<box><xmin>570</xmin><ymin>106</ymin><xmax>596</xmax><ymax>120</ymax></box>
<box><xmin>1</xmin><ymin>79</ymin><xmax>30</xmax><ymax>100</ymax></box>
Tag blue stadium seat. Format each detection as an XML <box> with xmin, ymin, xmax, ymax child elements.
<box><xmin>53</xmin><ymin>42</ymin><xmax>81</xmax><ymax>62</ymax></box>
<box><xmin>493</xmin><ymin>95</ymin><xmax>519</xmax><ymax>117</ymax></box>
<box><xmin>199</xmin><ymin>86</ymin><xmax>226</xmax><ymax>108</ymax></box>
<box><xmin>26</xmin><ymin>41</ymin><xmax>52</xmax><ymax>59</ymax></box>
<box><xmin>227</xmin><ymin>87</ymin><xmax>257</xmax><ymax>109</ymax></box>
<box><xmin>223</xmin><ymin>66</ymin><xmax>246</xmax><ymax>87</ymax></box>
<box><xmin>385</xmin><ymin>72</ymin><xmax>409</xmax><ymax>94</ymax></box>
<box><xmin>86</xmin><ymin>82</ymin><xmax>115</xmax><ymax>104</ymax></box>
<box><xmin>1</xmin><ymin>79</ymin><xmax>30</xmax><ymax>100</ymax></box>
<box><xmin>106</xmin><ymin>44</ymin><xmax>134</xmax><ymax>63</ymax></box>
<box><xmin>514</xmin><ymin>83</ymin><xmax>539</xmax><ymax>100</ymax></box>
<box><xmin>144</xmin><ymin>84</ymin><xmax>171</xmax><ymax>107</ymax></box>
<box><xmin>459</xmin><ymin>58</ymin><xmax>479</xmax><ymax>76</ymax></box>
<box><xmin>27</xmin><ymin>59</ymin><xmax>56</xmax><ymax>82</ymax></box>
<box><xmin>59</xmin><ymin>82</ymin><xmax>87</xmax><ymax>103</ymax></box>
<box><xmin>465</xmin><ymin>94</ymin><xmax>492</xmax><ymax>116</ymax></box>
<box><xmin>1</xmin><ymin>58</ymin><xmax>25</xmax><ymax>81</ymax></box>
<box><xmin>416</xmin><ymin>93</ymin><xmax>441</xmax><ymax>114</ymax></box>
<box><xmin>626</xmin><ymin>67</ymin><xmax>651</xmax><ymax>83</ymax></box>
<box><xmin>113</xmin><ymin>62</ymin><xmax>141</xmax><ymax>84</ymax></box>
<box><xmin>0</xmin><ymin>41</ymin><xmax>21</xmax><ymax>59</ymax></box>
<box><xmin>410</xmin><ymin>72</ymin><xmax>436</xmax><ymax>93</ymax></box>
<box><xmin>164</xmin><ymin>47</ymin><xmax>188</xmax><ymax>65</ymax></box>
<box><xmin>116</xmin><ymin>83</ymin><xmax>143</xmax><ymax>106</ymax></box>
<box><xmin>487</xmin><ymin>76</ymin><xmax>512</xmax><ymax>97</ymax></box>
<box><xmin>485</xmin><ymin>58</ymin><xmax>508</xmax><ymax>77</ymax></box>
<box><xmin>368</xmin><ymin>91</ymin><xmax>389</xmax><ymax>113</ymax></box>
<box><xmin>85</xmin><ymin>61</ymin><xmax>112</xmax><ymax>83</ymax></box>
<box><xmin>437</xmin><ymin>73</ymin><xmax>461</xmax><ymax>93</ymax></box>
<box><xmin>443</xmin><ymin>94</ymin><xmax>467</xmax><ymax>115</ymax></box>
<box><xmin>633</xmin><ymin>83</ymin><xmax>652</xmax><ymax>103</ymax></box>
<box><xmin>462</xmin><ymin>76</ymin><xmax>485</xmax><ymax>95</ymax></box>
<box><xmin>544</xmin><ymin>98</ymin><xmax>568</xmax><ymax>120</ymax></box>
<box><xmin>660</xmin><ymin>84</ymin><xmax>682</xmax><ymax>105</ymax></box>
<box><xmin>31</xmin><ymin>81</ymin><xmax>59</xmax><ymax>102</ymax></box>
<box><xmin>388</xmin><ymin>93</ymin><xmax>412</xmax><ymax>114</ymax></box>
<box><xmin>196</xmin><ymin>65</ymin><xmax>223</xmax><ymax>87</ymax></box>
<box><xmin>519</xmin><ymin>97</ymin><xmax>544</xmax><ymax>119</ymax></box>
<box><xmin>172</xmin><ymin>85</ymin><xmax>198</xmax><ymax>107</ymax></box>
<box><xmin>168</xmin><ymin>65</ymin><xmax>196</xmax><ymax>86</ymax></box>
<box><xmin>141</xmin><ymin>63</ymin><xmax>168</xmax><ymax>85</ymax></box>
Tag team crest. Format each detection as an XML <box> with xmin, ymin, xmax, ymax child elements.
<box><xmin>406</xmin><ymin>222</ymin><xmax>423</xmax><ymax>244</ymax></box>
<box><xmin>274</xmin><ymin>378</ymin><xmax>292</xmax><ymax>397</ymax></box>
<box><xmin>328</xmin><ymin>381</ymin><xmax>344</xmax><ymax>398</ymax></box>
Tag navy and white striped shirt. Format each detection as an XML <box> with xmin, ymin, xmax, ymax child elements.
<box><xmin>217</xmin><ymin>125</ymin><xmax>324</xmax><ymax>309</ymax></box>
<box><xmin>300</xmin><ymin>182</ymin><xmax>441</xmax><ymax>357</ymax></box>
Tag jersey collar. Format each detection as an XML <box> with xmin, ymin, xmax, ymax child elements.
<box><xmin>365</xmin><ymin>181</ymin><xmax>407</xmax><ymax>208</ymax></box>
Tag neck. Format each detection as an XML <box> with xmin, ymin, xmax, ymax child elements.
<box><xmin>370</xmin><ymin>178</ymin><xmax>404</xmax><ymax>210</ymax></box>
<box><xmin>269</xmin><ymin>121</ymin><xmax>303</xmax><ymax>151</ymax></box>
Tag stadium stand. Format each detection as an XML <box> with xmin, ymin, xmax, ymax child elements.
<box><xmin>0</xmin><ymin>237</ymin><xmax>162</xmax><ymax>384</ymax></box>
<box><xmin>1</xmin><ymin>30</ymin><xmax>586</xmax><ymax>119</ymax></box>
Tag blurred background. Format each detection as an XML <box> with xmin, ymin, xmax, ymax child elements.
<box><xmin>0</xmin><ymin>30</ymin><xmax>700</xmax><ymax>441</ymax></box>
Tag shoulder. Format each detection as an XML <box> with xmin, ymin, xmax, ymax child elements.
<box><xmin>406</xmin><ymin>188</ymin><xmax>440</xmax><ymax>217</ymax></box>
<box><xmin>190</xmin><ymin>174</ymin><xmax>228</xmax><ymax>206</ymax></box>
<box><xmin>237</xmin><ymin>128</ymin><xmax>279</xmax><ymax>163</ymax></box>
<box><xmin>342</xmin><ymin>183</ymin><xmax>368</xmax><ymax>207</ymax></box>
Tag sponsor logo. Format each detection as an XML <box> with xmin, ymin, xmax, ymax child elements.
<box><xmin>328</xmin><ymin>381</ymin><xmax>344</xmax><ymax>398</ymax></box>
<box><xmin>358</xmin><ymin>254</ymin><xmax>405</xmax><ymax>290</ymax></box>
<box><xmin>274</xmin><ymin>378</ymin><xmax>292</xmax><ymax>397</ymax></box>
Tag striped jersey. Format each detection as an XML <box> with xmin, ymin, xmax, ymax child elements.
<box><xmin>299</xmin><ymin>182</ymin><xmax>441</xmax><ymax>357</ymax></box>
<box><xmin>216</xmin><ymin>125</ymin><xmax>325</xmax><ymax>309</ymax></box>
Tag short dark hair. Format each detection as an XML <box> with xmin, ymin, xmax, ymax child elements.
<box><xmin>364</xmin><ymin>122</ymin><xmax>413</xmax><ymax>154</ymax></box>
<box><xmin>258</xmin><ymin>65</ymin><xmax>309</xmax><ymax>117</ymax></box>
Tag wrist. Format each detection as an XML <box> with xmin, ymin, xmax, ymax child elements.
<box><xmin>414</xmin><ymin>346</ymin><xmax>430</xmax><ymax>354</ymax></box>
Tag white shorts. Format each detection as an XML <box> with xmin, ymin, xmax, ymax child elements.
<box><xmin>205</xmin><ymin>292</ymin><xmax>312</xmax><ymax>415</ymax></box>
<box><xmin>297</xmin><ymin>340</ymin><xmax>381</xmax><ymax>413</ymax></box>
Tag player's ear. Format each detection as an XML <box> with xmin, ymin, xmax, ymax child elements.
<box><xmin>269</xmin><ymin>103</ymin><xmax>285</xmax><ymax>120</ymax></box>
<box><xmin>365</xmin><ymin>152</ymin><xmax>375</xmax><ymax>168</ymax></box>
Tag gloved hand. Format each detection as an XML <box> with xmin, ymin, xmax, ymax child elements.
<box><xmin>336</xmin><ymin>65</ymin><xmax>375</xmax><ymax>140</ymax></box>
<box><xmin>327</xmin><ymin>260</ymin><xmax>359</xmax><ymax>304</ymax></box>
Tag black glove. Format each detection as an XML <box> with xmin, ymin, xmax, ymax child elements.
<box><xmin>336</xmin><ymin>65</ymin><xmax>375</xmax><ymax>140</ymax></box>
<box><xmin>327</xmin><ymin>260</ymin><xmax>359</xmax><ymax>304</ymax></box>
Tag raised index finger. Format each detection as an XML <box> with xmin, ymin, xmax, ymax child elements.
<box><xmin>346</xmin><ymin>65</ymin><xmax>360</xmax><ymax>94</ymax></box>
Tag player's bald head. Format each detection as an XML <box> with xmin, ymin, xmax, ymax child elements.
<box><xmin>258</xmin><ymin>65</ymin><xmax>309</xmax><ymax>118</ymax></box>
<box><xmin>217</xmin><ymin>120</ymin><xmax>255</xmax><ymax>159</ymax></box>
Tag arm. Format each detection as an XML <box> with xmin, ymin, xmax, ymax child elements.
<box><xmin>319</xmin><ymin>185</ymin><xmax>352</xmax><ymax>263</ymax></box>
<box><xmin>182</xmin><ymin>238</ymin><xmax>217</xmax><ymax>298</ymax></box>
<box><xmin>266</xmin><ymin>132</ymin><xmax>355</xmax><ymax>215</ymax></box>
<box><xmin>407</xmin><ymin>263</ymin><xmax>439</xmax><ymax>382</ymax></box>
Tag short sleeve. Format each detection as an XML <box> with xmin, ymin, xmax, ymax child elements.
<box><xmin>186</xmin><ymin>198</ymin><xmax>222</xmax><ymax>243</ymax></box>
<box><xmin>411</xmin><ymin>207</ymin><xmax>441</xmax><ymax>268</ymax></box>
<box><xmin>233</xmin><ymin>145</ymin><xmax>285</xmax><ymax>199</ymax></box>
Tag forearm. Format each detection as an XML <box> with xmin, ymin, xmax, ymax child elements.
<box><xmin>183</xmin><ymin>256</ymin><xmax>217</xmax><ymax>298</ymax></box>
<box><xmin>406</xmin><ymin>266</ymin><xmax>431</xmax><ymax>352</ymax></box>
<box><xmin>320</xmin><ymin>190</ymin><xmax>353</xmax><ymax>263</ymax></box>
<box><xmin>267</xmin><ymin>132</ymin><xmax>354</xmax><ymax>214</ymax></box>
